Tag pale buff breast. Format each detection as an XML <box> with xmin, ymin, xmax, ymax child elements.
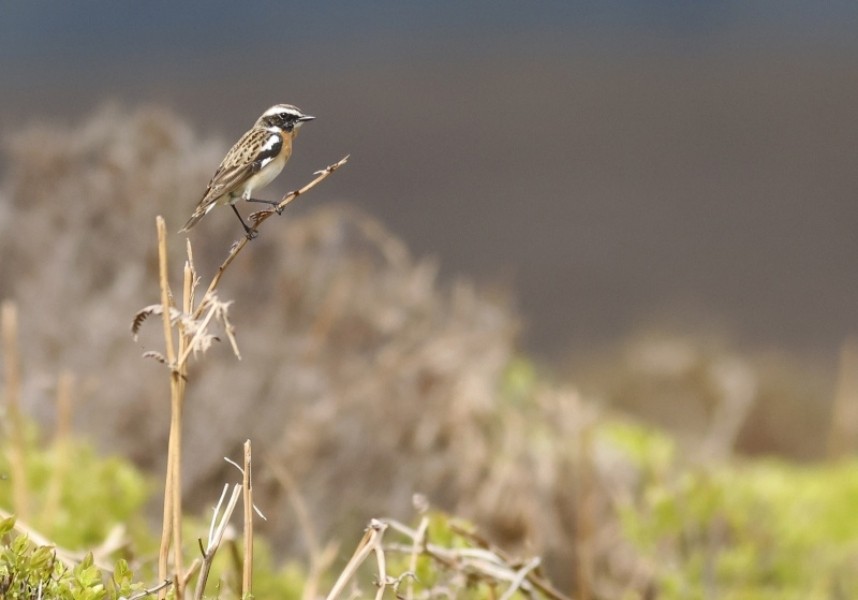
<box><xmin>224</xmin><ymin>137</ymin><xmax>293</xmax><ymax>205</ymax></box>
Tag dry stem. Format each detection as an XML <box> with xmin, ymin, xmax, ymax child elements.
<box><xmin>406</xmin><ymin>516</ymin><xmax>428</xmax><ymax>600</ymax></box>
<box><xmin>242</xmin><ymin>440</ymin><xmax>254</xmax><ymax>598</ymax></box>
<box><xmin>574</xmin><ymin>426</ymin><xmax>595</xmax><ymax>600</ymax></box>
<box><xmin>129</xmin><ymin>579</ymin><xmax>173</xmax><ymax>600</ymax></box>
<box><xmin>142</xmin><ymin>155</ymin><xmax>346</xmax><ymax>597</ymax></box>
<box><xmin>194</xmin><ymin>483</ymin><xmax>243</xmax><ymax>600</ymax></box>
<box><xmin>386</xmin><ymin>519</ymin><xmax>572</xmax><ymax>600</ymax></box>
<box><xmin>155</xmin><ymin>216</ymin><xmax>186</xmax><ymax>600</ymax></box>
<box><xmin>0</xmin><ymin>300</ymin><xmax>30</xmax><ymax>519</ymax></box>
<box><xmin>325</xmin><ymin>519</ymin><xmax>388</xmax><ymax>600</ymax></box>
<box><xmin>828</xmin><ymin>337</ymin><xmax>858</xmax><ymax>458</ymax></box>
<box><xmin>1</xmin><ymin>301</ymin><xmax>29</xmax><ymax>521</ymax></box>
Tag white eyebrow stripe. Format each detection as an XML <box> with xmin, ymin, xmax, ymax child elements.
<box><xmin>262</xmin><ymin>104</ymin><xmax>303</xmax><ymax>119</ymax></box>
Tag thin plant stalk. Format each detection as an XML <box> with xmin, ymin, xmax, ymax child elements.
<box><xmin>156</xmin><ymin>216</ymin><xmax>187</xmax><ymax>600</ymax></box>
<box><xmin>242</xmin><ymin>439</ymin><xmax>254</xmax><ymax>598</ymax></box>
<box><xmin>194</xmin><ymin>483</ymin><xmax>242</xmax><ymax>600</ymax></box>
<box><xmin>196</xmin><ymin>155</ymin><xmax>349</xmax><ymax>316</ymax></box>
<box><xmin>142</xmin><ymin>154</ymin><xmax>347</xmax><ymax>597</ymax></box>
<box><xmin>325</xmin><ymin>520</ymin><xmax>388</xmax><ymax>600</ymax></box>
<box><xmin>1</xmin><ymin>301</ymin><xmax>29</xmax><ymax>521</ymax></box>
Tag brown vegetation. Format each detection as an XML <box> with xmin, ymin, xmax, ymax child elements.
<box><xmin>0</xmin><ymin>106</ymin><xmax>648</xmax><ymax>593</ymax></box>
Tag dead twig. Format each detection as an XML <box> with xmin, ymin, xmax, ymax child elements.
<box><xmin>126</xmin><ymin>579</ymin><xmax>172</xmax><ymax>600</ymax></box>
<box><xmin>138</xmin><ymin>155</ymin><xmax>346</xmax><ymax>598</ymax></box>
<box><xmin>196</xmin><ymin>154</ymin><xmax>350</xmax><ymax>318</ymax></box>
<box><xmin>385</xmin><ymin>519</ymin><xmax>572</xmax><ymax>600</ymax></box>
<box><xmin>193</xmin><ymin>483</ymin><xmax>242</xmax><ymax>600</ymax></box>
<box><xmin>154</xmin><ymin>216</ymin><xmax>186</xmax><ymax>600</ymax></box>
<box><xmin>242</xmin><ymin>440</ymin><xmax>254</xmax><ymax>598</ymax></box>
<box><xmin>2</xmin><ymin>301</ymin><xmax>29</xmax><ymax>521</ymax></box>
<box><xmin>406</xmin><ymin>516</ymin><xmax>428</xmax><ymax>600</ymax></box>
<box><xmin>325</xmin><ymin>519</ymin><xmax>388</xmax><ymax>600</ymax></box>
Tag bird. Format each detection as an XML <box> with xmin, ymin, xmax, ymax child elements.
<box><xmin>180</xmin><ymin>104</ymin><xmax>315</xmax><ymax>238</ymax></box>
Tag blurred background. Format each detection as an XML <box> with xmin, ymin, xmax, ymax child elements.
<box><xmin>3</xmin><ymin>1</ymin><xmax>858</xmax><ymax>362</ymax></box>
<box><xmin>2</xmin><ymin>2</ymin><xmax>858</xmax><ymax>594</ymax></box>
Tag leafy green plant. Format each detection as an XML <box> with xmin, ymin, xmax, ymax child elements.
<box><xmin>0</xmin><ymin>438</ymin><xmax>150</xmax><ymax>550</ymax></box>
<box><xmin>605</xmin><ymin>421</ymin><xmax>858</xmax><ymax>598</ymax></box>
<box><xmin>0</xmin><ymin>516</ymin><xmax>145</xmax><ymax>600</ymax></box>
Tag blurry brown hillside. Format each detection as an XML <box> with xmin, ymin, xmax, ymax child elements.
<box><xmin>0</xmin><ymin>104</ymin><xmax>519</xmax><ymax>492</ymax></box>
<box><xmin>1</xmin><ymin>106</ymin><xmax>634</xmax><ymax>590</ymax></box>
<box><xmin>1</xmin><ymin>104</ymin><xmax>851</xmax><ymax>598</ymax></box>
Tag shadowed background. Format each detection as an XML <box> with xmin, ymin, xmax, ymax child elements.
<box><xmin>2</xmin><ymin>1</ymin><xmax>858</xmax><ymax>363</ymax></box>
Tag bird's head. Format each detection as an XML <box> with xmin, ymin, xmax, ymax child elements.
<box><xmin>257</xmin><ymin>104</ymin><xmax>315</xmax><ymax>135</ymax></box>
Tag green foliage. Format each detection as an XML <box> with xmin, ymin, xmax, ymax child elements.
<box><xmin>604</xmin><ymin>421</ymin><xmax>858</xmax><ymax>598</ymax></box>
<box><xmin>0</xmin><ymin>419</ymin><xmax>157</xmax><ymax>598</ymax></box>
<box><xmin>0</xmin><ymin>423</ymin><xmax>150</xmax><ymax>549</ymax></box>
<box><xmin>248</xmin><ymin>548</ymin><xmax>307</xmax><ymax>600</ymax></box>
<box><xmin>7</xmin><ymin>379</ymin><xmax>858</xmax><ymax>598</ymax></box>
<box><xmin>600</xmin><ymin>419</ymin><xmax>676</xmax><ymax>476</ymax></box>
<box><xmin>0</xmin><ymin>522</ymin><xmax>143</xmax><ymax>600</ymax></box>
<box><xmin>0</xmin><ymin>416</ymin><xmax>315</xmax><ymax>600</ymax></box>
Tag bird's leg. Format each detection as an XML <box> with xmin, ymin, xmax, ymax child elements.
<box><xmin>247</xmin><ymin>197</ymin><xmax>284</xmax><ymax>215</ymax></box>
<box><xmin>232</xmin><ymin>204</ymin><xmax>258</xmax><ymax>239</ymax></box>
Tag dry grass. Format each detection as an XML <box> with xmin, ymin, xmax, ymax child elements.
<box><xmin>133</xmin><ymin>139</ymin><xmax>346</xmax><ymax>597</ymax></box>
<box><xmin>0</xmin><ymin>105</ymin><xmax>645</xmax><ymax>593</ymax></box>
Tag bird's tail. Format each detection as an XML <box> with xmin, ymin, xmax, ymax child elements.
<box><xmin>179</xmin><ymin>202</ymin><xmax>213</xmax><ymax>233</ymax></box>
<box><xmin>179</xmin><ymin>211</ymin><xmax>203</xmax><ymax>233</ymax></box>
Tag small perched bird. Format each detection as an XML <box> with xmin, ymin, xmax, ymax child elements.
<box><xmin>181</xmin><ymin>104</ymin><xmax>315</xmax><ymax>237</ymax></box>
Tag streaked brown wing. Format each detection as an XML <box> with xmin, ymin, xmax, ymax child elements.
<box><xmin>198</xmin><ymin>128</ymin><xmax>284</xmax><ymax>209</ymax></box>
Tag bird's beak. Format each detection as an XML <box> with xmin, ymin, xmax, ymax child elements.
<box><xmin>297</xmin><ymin>115</ymin><xmax>315</xmax><ymax>122</ymax></box>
